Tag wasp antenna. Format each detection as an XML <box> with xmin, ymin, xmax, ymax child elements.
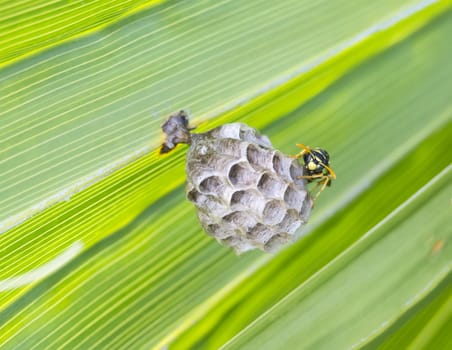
<box><xmin>323</xmin><ymin>164</ymin><xmax>336</xmax><ymax>179</ymax></box>
<box><xmin>296</xmin><ymin>143</ymin><xmax>314</xmax><ymax>154</ymax></box>
<box><xmin>292</xmin><ymin>143</ymin><xmax>314</xmax><ymax>159</ymax></box>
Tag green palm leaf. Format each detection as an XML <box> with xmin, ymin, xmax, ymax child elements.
<box><xmin>1</xmin><ymin>0</ymin><xmax>451</xmax><ymax>349</ymax></box>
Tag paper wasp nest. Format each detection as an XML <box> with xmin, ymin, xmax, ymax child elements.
<box><xmin>161</xmin><ymin>112</ymin><xmax>312</xmax><ymax>254</ymax></box>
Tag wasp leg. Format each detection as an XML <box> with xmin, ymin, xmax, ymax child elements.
<box><xmin>309</xmin><ymin>179</ymin><xmax>324</xmax><ymax>196</ymax></box>
<box><xmin>311</xmin><ymin>175</ymin><xmax>333</xmax><ymax>207</ymax></box>
<box><xmin>291</xmin><ymin>143</ymin><xmax>313</xmax><ymax>159</ymax></box>
<box><xmin>298</xmin><ymin>173</ymin><xmax>324</xmax><ymax>180</ymax></box>
<box><xmin>297</xmin><ymin>173</ymin><xmax>329</xmax><ymax>207</ymax></box>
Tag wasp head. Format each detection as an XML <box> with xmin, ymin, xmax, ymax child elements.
<box><xmin>303</xmin><ymin>148</ymin><xmax>331</xmax><ymax>176</ymax></box>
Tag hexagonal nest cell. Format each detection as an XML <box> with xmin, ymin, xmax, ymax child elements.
<box><xmin>228</xmin><ymin>162</ymin><xmax>260</xmax><ymax>187</ymax></box>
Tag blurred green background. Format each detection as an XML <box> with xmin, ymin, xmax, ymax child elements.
<box><xmin>0</xmin><ymin>0</ymin><xmax>451</xmax><ymax>349</ymax></box>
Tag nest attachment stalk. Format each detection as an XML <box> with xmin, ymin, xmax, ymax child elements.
<box><xmin>160</xmin><ymin>110</ymin><xmax>195</xmax><ymax>154</ymax></box>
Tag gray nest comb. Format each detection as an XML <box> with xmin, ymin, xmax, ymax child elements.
<box><xmin>161</xmin><ymin>111</ymin><xmax>312</xmax><ymax>254</ymax></box>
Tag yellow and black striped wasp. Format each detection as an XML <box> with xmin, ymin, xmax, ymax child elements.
<box><xmin>293</xmin><ymin>144</ymin><xmax>336</xmax><ymax>206</ymax></box>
